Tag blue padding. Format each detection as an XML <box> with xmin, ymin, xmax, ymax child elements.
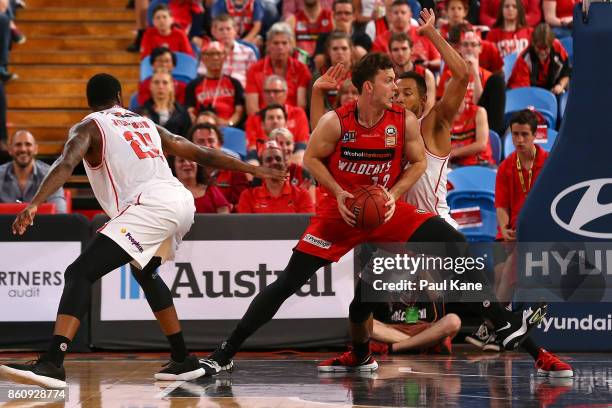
<box><xmin>505</xmin><ymin>87</ymin><xmax>558</xmax><ymax>128</ymax></box>
<box><xmin>489</xmin><ymin>130</ymin><xmax>502</xmax><ymax>164</ymax></box>
<box><xmin>173</xmin><ymin>52</ymin><xmax>198</xmax><ymax>83</ymax></box>
<box><xmin>447</xmin><ymin>166</ymin><xmax>496</xmax><ymax>194</ymax></box>
<box><xmin>128</xmin><ymin>92</ymin><xmax>141</xmax><ymax>111</ymax></box>
<box><xmin>140</xmin><ymin>56</ymin><xmax>153</xmax><ymax>81</ymax></box>
<box><xmin>503</xmin><ymin>52</ymin><xmax>518</xmax><ymax>84</ymax></box>
<box><xmin>221</xmin><ymin>126</ymin><xmax>247</xmax><ymax>159</ymax></box>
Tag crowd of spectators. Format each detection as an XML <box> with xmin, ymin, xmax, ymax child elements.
<box><xmin>0</xmin><ymin>0</ymin><xmax>575</xmax><ymax>230</ymax></box>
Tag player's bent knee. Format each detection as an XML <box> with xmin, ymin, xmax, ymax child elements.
<box><xmin>443</xmin><ymin>313</ymin><xmax>462</xmax><ymax>336</ymax></box>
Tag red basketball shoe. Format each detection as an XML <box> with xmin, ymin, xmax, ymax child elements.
<box><xmin>535</xmin><ymin>349</ymin><xmax>574</xmax><ymax>378</ymax></box>
<box><xmin>318</xmin><ymin>350</ymin><xmax>378</xmax><ymax>372</ymax></box>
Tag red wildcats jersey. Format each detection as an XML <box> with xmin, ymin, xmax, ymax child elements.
<box><xmin>295</xmin><ymin>8</ymin><xmax>333</xmax><ymax>56</ymax></box>
<box><xmin>317</xmin><ymin>101</ymin><xmax>406</xmax><ymax>216</ymax></box>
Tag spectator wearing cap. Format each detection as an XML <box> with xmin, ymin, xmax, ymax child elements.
<box><xmin>237</xmin><ymin>141</ymin><xmax>314</xmax><ymax>213</ymax></box>
<box><xmin>543</xmin><ymin>0</ymin><xmax>577</xmax><ymax>39</ymax></box>
<box><xmin>245</xmin><ymin>22</ymin><xmax>312</xmax><ymax>115</ymax></box>
<box><xmin>507</xmin><ymin>23</ymin><xmax>570</xmax><ymax>95</ymax></box>
<box><xmin>480</xmin><ymin>0</ymin><xmax>541</xmax><ymax>28</ymax></box>
<box><xmin>212</xmin><ymin>0</ymin><xmax>264</xmax><ymax>44</ymax></box>
<box><xmin>140</xmin><ymin>4</ymin><xmax>195</xmax><ymax>59</ymax></box>
<box><xmin>185</xmin><ymin>41</ymin><xmax>246</xmax><ymax>127</ymax></box>
<box><xmin>138</xmin><ymin>47</ymin><xmax>187</xmax><ymax>106</ymax></box>
<box><xmin>188</xmin><ymin>123</ymin><xmax>249</xmax><ymax>208</ymax></box>
<box><xmin>487</xmin><ymin>0</ymin><xmax>533</xmax><ymax>58</ymax></box>
<box><xmin>204</xmin><ymin>14</ymin><xmax>258</xmax><ymax>88</ymax></box>
<box><xmin>371</xmin><ymin>0</ymin><xmax>441</xmax><ymax>71</ymax></box>
<box><xmin>313</xmin><ymin>0</ymin><xmax>371</xmax><ymax>72</ymax></box>
<box><xmin>0</xmin><ymin>131</ymin><xmax>66</xmax><ymax>212</ymax></box>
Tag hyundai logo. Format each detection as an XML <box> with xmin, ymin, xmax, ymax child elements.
<box><xmin>551</xmin><ymin>178</ymin><xmax>612</xmax><ymax>239</ymax></box>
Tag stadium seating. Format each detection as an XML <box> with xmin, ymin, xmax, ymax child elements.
<box><xmin>503</xmin><ymin>52</ymin><xmax>518</xmax><ymax>84</ymax></box>
<box><xmin>128</xmin><ymin>92</ymin><xmax>140</xmax><ymax>111</ymax></box>
<box><xmin>0</xmin><ymin>203</ymin><xmax>57</xmax><ymax>214</ymax></box>
<box><xmin>503</xmin><ymin>128</ymin><xmax>558</xmax><ymax>158</ymax></box>
<box><xmin>140</xmin><ymin>52</ymin><xmax>197</xmax><ymax>83</ymax></box>
<box><xmin>221</xmin><ymin>126</ymin><xmax>247</xmax><ymax>158</ymax></box>
<box><xmin>489</xmin><ymin>130</ymin><xmax>502</xmax><ymax>164</ymax></box>
<box><xmin>505</xmin><ymin>87</ymin><xmax>558</xmax><ymax>129</ymax></box>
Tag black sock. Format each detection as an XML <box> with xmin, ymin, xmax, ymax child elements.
<box><xmin>352</xmin><ymin>340</ymin><xmax>370</xmax><ymax>361</ymax></box>
<box><xmin>521</xmin><ymin>337</ymin><xmax>541</xmax><ymax>360</ymax></box>
<box><xmin>167</xmin><ymin>332</ymin><xmax>188</xmax><ymax>362</ymax></box>
<box><xmin>42</xmin><ymin>335</ymin><xmax>71</xmax><ymax>366</ymax></box>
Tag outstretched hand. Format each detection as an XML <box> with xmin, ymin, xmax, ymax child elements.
<box><xmin>417</xmin><ymin>8</ymin><xmax>436</xmax><ymax>35</ymax></box>
<box><xmin>313</xmin><ymin>63</ymin><xmax>348</xmax><ymax>92</ymax></box>
<box><xmin>12</xmin><ymin>204</ymin><xmax>37</xmax><ymax>236</ymax></box>
<box><xmin>255</xmin><ymin>166</ymin><xmax>287</xmax><ymax>183</ymax></box>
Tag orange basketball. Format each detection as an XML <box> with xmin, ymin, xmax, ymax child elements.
<box><xmin>346</xmin><ymin>185</ymin><xmax>389</xmax><ymax>229</ymax></box>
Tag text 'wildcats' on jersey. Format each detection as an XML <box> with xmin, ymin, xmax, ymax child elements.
<box><xmin>317</xmin><ymin>101</ymin><xmax>406</xmax><ymax>216</ymax></box>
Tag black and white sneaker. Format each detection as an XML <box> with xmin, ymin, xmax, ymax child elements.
<box><xmin>199</xmin><ymin>356</ymin><xmax>234</xmax><ymax>377</ymax></box>
<box><xmin>0</xmin><ymin>359</ymin><xmax>66</xmax><ymax>389</ymax></box>
<box><xmin>482</xmin><ymin>333</ymin><xmax>502</xmax><ymax>352</ymax></box>
<box><xmin>465</xmin><ymin>322</ymin><xmax>492</xmax><ymax>348</ymax></box>
<box><xmin>496</xmin><ymin>303</ymin><xmax>548</xmax><ymax>351</ymax></box>
<box><xmin>154</xmin><ymin>355</ymin><xmax>205</xmax><ymax>381</ymax></box>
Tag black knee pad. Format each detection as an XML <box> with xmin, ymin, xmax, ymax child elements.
<box><xmin>349</xmin><ymin>280</ymin><xmax>376</xmax><ymax>324</ymax></box>
<box><xmin>130</xmin><ymin>258</ymin><xmax>173</xmax><ymax>313</ymax></box>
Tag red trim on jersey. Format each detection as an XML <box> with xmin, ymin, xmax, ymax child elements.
<box><xmin>136</xmin><ymin>192</ymin><xmax>143</xmax><ymax>205</ymax></box>
<box><xmin>97</xmin><ymin>204</ymin><xmax>132</xmax><ymax>233</ymax></box>
<box><xmin>432</xmin><ymin>156</ymin><xmax>448</xmax><ymax>215</ymax></box>
<box><xmin>425</xmin><ymin>148</ymin><xmax>450</xmax><ymax>161</ymax></box>
<box><xmin>85</xmin><ymin>118</ymin><xmax>106</xmax><ymax>170</ymax></box>
<box><xmin>103</xmin><ymin>159</ymin><xmax>120</xmax><ymax>213</ymax></box>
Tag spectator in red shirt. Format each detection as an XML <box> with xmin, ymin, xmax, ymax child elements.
<box><xmin>238</xmin><ymin>141</ymin><xmax>315</xmax><ymax>213</ymax></box>
<box><xmin>487</xmin><ymin>0</ymin><xmax>533</xmax><ymax>58</ymax></box>
<box><xmin>187</xmin><ymin>123</ymin><xmax>250</xmax><ymax>208</ymax></box>
<box><xmin>543</xmin><ymin>0</ymin><xmax>577</xmax><ymax>38</ymax></box>
<box><xmin>507</xmin><ymin>23</ymin><xmax>571</xmax><ymax>95</ymax></box>
<box><xmin>140</xmin><ymin>4</ymin><xmax>195</xmax><ymax>59</ymax></box>
<box><xmin>312</xmin><ymin>32</ymin><xmax>354</xmax><ymax>112</ymax></box>
<box><xmin>439</xmin><ymin>0</ymin><xmax>470</xmax><ymax>40</ymax></box>
<box><xmin>185</xmin><ymin>41</ymin><xmax>246</xmax><ymax>127</ymax></box>
<box><xmin>245</xmin><ymin>76</ymin><xmax>310</xmax><ymax>162</ymax></box>
<box><xmin>495</xmin><ymin>109</ymin><xmax>548</xmax><ymax>241</ymax></box>
<box><xmin>138</xmin><ymin>47</ymin><xmax>187</xmax><ymax>106</ymax></box>
<box><xmin>269</xmin><ymin>128</ymin><xmax>316</xmax><ymax>199</ymax></box>
<box><xmin>246</xmin><ymin>103</ymin><xmax>289</xmax><ymax>163</ymax></box>
<box><xmin>371</xmin><ymin>1</ymin><xmax>441</xmax><ymax>71</ymax></box>
<box><xmin>480</xmin><ymin>0</ymin><xmax>541</xmax><ymax>27</ymax></box>
<box><xmin>286</xmin><ymin>0</ymin><xmax>333</xmax><ymax>57</ymax></box>
<box><xmin>388</xmin><ymin>32</ymin><xmax>436</xmax><ymax>114</ymax></box>
<box><xmin>245</xmin><ymin>22</ymin><xmax>312</xmax><ymax>115</ymax></box>
<box><xmin>212</xmin><ymin>0</ymin><xmax>264</xmax><ymax>44</ymax></box>
<box><xmin>449</xmin><ymin>97</ymin><xmax>495</xmax><ymax>167</ymax></box>
<box><xmin>169</xmin><ymin>154</ymin><xmax>231</xmax><ymax>213</ymax></box>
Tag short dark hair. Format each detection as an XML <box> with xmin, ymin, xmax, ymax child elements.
<box><xmin>167</xmin><ymin>155</ymin><xmax>210</xmax><ymax>185</ymax></box>
<box><xmin>448</xmin><ymin>22</ymin><xmax>473</xmax><ymax>45</ymax></box>
<box><xmin>325</xmin><ymin>31</ymin><xmax>352</xmax><ymax>53</ymax></box>
<box><xmin>186</xmin><ymin>123</ymin><xmax>224</xmax><ymax>145</ymax></box>
<box><xmin>333</xmin><ymin>0</ymin><xmax>353</xmax><ymax>11</ymax></box>
<box><xmin>388</xmin><ymin>31</ymin><xmax>413</xmax><ymax>51</ymax></box>
<box><xmin>86</xmin><ymin>73</ymin><xmax>121</xmax><ymax>108</ymax></box>
<box><xmin>150</xmin><ymin>47</ymin><xmax>177</xmax><ymax>67</ymax></box>
<box><xmin>397</xmin><ymin>71</ymin><xmax>427</xmax><ymax>97</ymax></box>
<box><xmin>152</xmin><ymin>3</ymin><xmax>170</xmax><ymax>16</ymax></box>
<box><xmin>391</xmin><ymin>0</ymin><xmax>410</xmax><ymax>8</ymax></box>
<box><xmin>351</xmin><ymin>53</ymin><xmax>394</xmax><ymax>93</ymax></box>
<box><xmin>261</xmin><ymin>103</ymin><xmax>287</xmax><ymax>121</ymax></box>
<box><xmin>509</xmin><ymin>109</ymin><xmax>538</xmax><ymax>134</ymax></box>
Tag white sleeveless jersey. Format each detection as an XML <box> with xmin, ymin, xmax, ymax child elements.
<box><xmin>404</xmin><ymin>149</ymin><xmax>457</xmax><ymax>229</ymax></box>
<box><xmin>83</xmin><ymin>106</ymin><xmax>185</xmax><ymax>217</ymax></box>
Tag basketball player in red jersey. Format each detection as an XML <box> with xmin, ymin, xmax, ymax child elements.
<box><xmin>0</xmin><ymin>74</ymin><xmax>285</xmax><ymax>389</ymax></box>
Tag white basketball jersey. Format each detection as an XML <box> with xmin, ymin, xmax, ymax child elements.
<box><xmin>83</xmin><ymin>106</ymin><xmax>184</xmax><ymax>217</ymax></box>
<box><xmin>404</xmin><ymin>149</ymin><xmax>457</xmax><ymax>229</ymax></box>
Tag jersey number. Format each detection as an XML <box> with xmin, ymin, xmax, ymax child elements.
<box><xmin>372</xmin><ymin>174</ymin><xmax>391</xmax><ymax>188</ymax></box>
<box><xmin>123</xmin><ymin>131</ymin><xmax>160</xmax><ymax>159</ymax></box>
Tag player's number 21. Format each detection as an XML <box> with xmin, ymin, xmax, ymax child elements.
<box><xmin>123</xmin><ymin>131</ymin><xmax>161</xmax><ymax>159</ymax></box>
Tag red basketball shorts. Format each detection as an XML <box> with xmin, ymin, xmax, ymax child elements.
<box><xmin>295</xmin><ymin>201</ymin><xmax>435</xmax><ymax>262</ymax></box>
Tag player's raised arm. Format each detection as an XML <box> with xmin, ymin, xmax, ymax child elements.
<box><xmin>310</xmin><ymin>64</ymin><xmax>348</xmax><ymax>129</ymax></box>
<box><xmin>12</xmin><ymin>120</ymin><xmax>95</xmax><ymax>235</ymax></box>
<box><xmin>157</xmin><ymin>125</ymin><xmax>285</xmax><ymax>182</ymax></box>
<box><xmin>417</xmin><ymin>8</ymin><xmax>469</xmax><ymax>127</ymax></box>
<box><xmin>304</xmin><ymin>110</ymin><xmax>357</xmax><ymax>226</ymax></box>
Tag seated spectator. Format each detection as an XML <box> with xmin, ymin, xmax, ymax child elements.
<box><xmin>140</xmin><ymin>4</ymin><xmax>195</xmax><ymax>59</ymax></box>
<box><xmin>207</xmin><ymin>14</ymin><xmax>258</xmax><ymax>88</ymax></box>
<box><xmin>185</xmin><ymin>41</ymin><xmax>245</xmax><ymax>127</ymax></box>
<box><xmin>487</xmin><ymin>0</ymin><xmax>533</xmax><ymax>58</ymax></box>
<box><xmin>371</xmin><ymin>0</ymin><xmax>441</xmax><ymax>71</ymax></box>
<box><xmin>494</xmin><ymin>109</ymin><xmax>548</xmax><ymax>301</ymax></box>
<box><xmin>543</xmin><ymin>0</ymin><xmax>577</xmax><ymax>39</ymax></box>
<box><xmin>388</xmin><ymin>32</ymin><xmax>436</xmax><ymax>114</ymax></box>
<box><xmin>286</xmin><ymin>0</ymin><xmax>333</xmax><ymax>58</ymax></box>
<box><xmin>365</xmin><ymin>0</ymin><xmax>417</xmax><ymax>42</ymax></box>
<box><xmin>313</xmin><ymin>0</ymin><xmax>371</xmax><ymax>71</ymax></box>
<box><xmin>245</xmin><ymin>22</ymin><xmax>312</xmax><ymax>115</ymax></box>
<box><xmin>439</xmin><ymin>0</ymin><xmax>470</xmax><ymax>39</ymax></box>
<box><xmin>283</xmin><ymin>0</ymin><xmax>333</xmax><ymax>19</ymax></box>
<box><xmin>507</xmin><ymin>23</ymin><xmax>570</xmax><ymax>95</ymax></box>
<box><xmin>138</xmin><ymin>47</ymin><xmax>187</xmax><ymax>106</ymax></box>
<box><xmin>187</xmin><ymin>123</ymin><xmax>249</xmax><ymax>207</ymax></box>
<box><xmin>480</xmin><ymin>0</ymin><xmax>541</xmax><ymax>27</ymax></box>
<box><xmin>238</xmin><ymin>141</ymin><xmax>314</xmax><ymax>213</ymax></box>
<box><xmin>0</xmin><ymin>131</ymin><xmax>66</xmax><ymax>212</ymax></box>
<box><xmin>312</xmin><ymin>32</ymin><xmax>354</xmax><ymax>111</ymax></box>
<box><xmin>246</xmin><ymin>76</ymin><xmax>310</xmax><ymax>162</ymax></box>
<box><xmin>169</xmin><ymin>155</ymin><xmax>231</xmax><ymax>213</ymax></box>
<box><xmin>268</xmin><ymin>128</ymin><xmax>315</xmax><ymax>197</ymax></box>
<box><xmin>169</xmin><ymin>0</ymin><xmax>205</xmax><ymax>46</ymax></box>
<box><xmin>195</xmin><ymin>109</ymin><xmax>220</xmax><ymax>125</ymax></box>
<box><xmin>212</xmin><ymin>0</ymin><xmax>264</xmax><ymax>44</ymax></box>
<box><xmin>449</xmin><ymin>99</ymin><xmax>495</xmax><ymax>167</ymax></box>
<box><xmin>354</xmin><ymin>0</ymin><xmax>381</xmax><ymax>28</ymax></box>
<box><xmin>246</xmin><ymin>103</ymin><xmax>289</xmax><ymax>163</ymax></box>
<box><xmin>138</xmin><ymin>69</ymin><xmax>192</xmax><ymax>136</ymax></box>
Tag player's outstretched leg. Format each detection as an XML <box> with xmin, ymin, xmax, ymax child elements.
<box><xmin>0</xmin><ymin>235</ymin><xmax>132</xmax><ymax>388</ymax></box>
<box><xmin>130</xmin><ymin>260</ymin><xmax>204</xmax><ymax>381</ymax></box>
<box><xmin>199</xmin><ymin>251</ymin><xmax>329</xmax><ymax>376</ymax></box>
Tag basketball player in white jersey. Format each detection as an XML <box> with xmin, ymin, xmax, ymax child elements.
<box><xmin>0</xmin><ymin>73</ymin><xmax>286</xmax><ymax>389</ymax></box>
